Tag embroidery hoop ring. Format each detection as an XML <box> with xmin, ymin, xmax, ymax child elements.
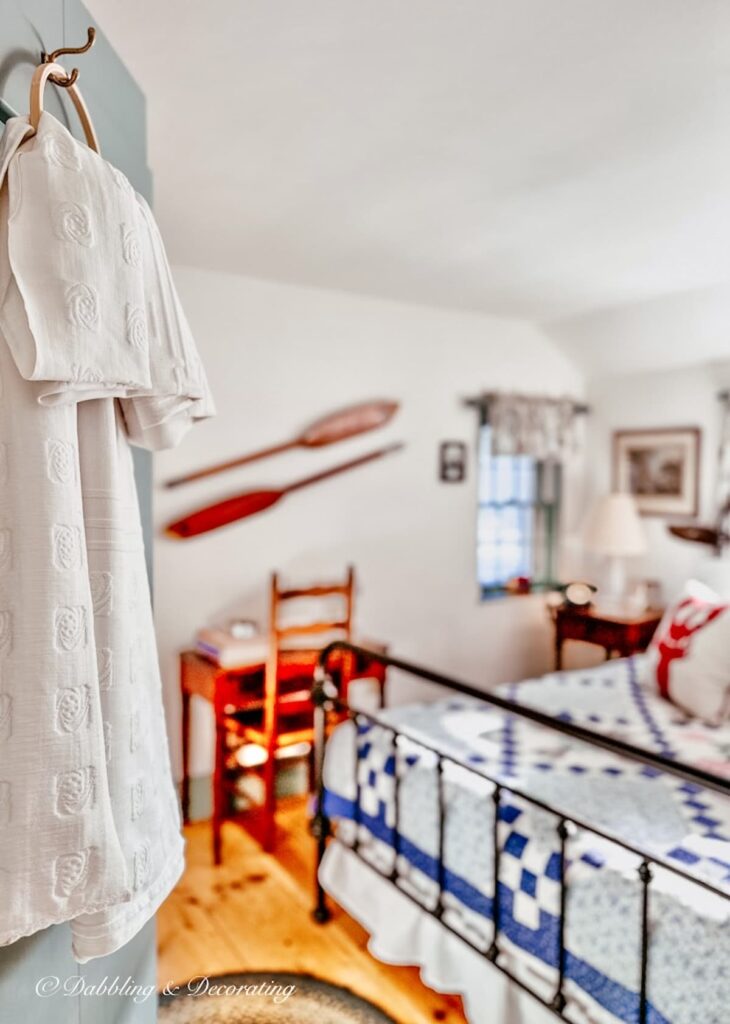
<box><xmin>28</xmin><ymin>61</ymin><xmax>100</xmax><ymax>154</ymax></box>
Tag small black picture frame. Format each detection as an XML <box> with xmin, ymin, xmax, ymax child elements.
<box><xmin>439</xmin><ymin>441</ymin><xmax>467</xmax><ymax>483</ymax></box>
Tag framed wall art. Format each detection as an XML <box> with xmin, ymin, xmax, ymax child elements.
<box><xmin>612</xmin><ymin>427</ymin><xmax>701</xmax><ymax>517</ymax></box>
<box><xmin>439</xmin><ymin>441</ymin><xmax>467</xmax><ymax>482</ymax></box>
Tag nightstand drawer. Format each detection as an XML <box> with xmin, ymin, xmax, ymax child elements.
<box><xmin>558</xmin><ymin>614</ymin><xmax>595</xmax><ymax>643</ymax></box>
<box><xmin>553</xmin><ymin>606</ymin><xmax>663</xmax><ymax>669</ymax></box>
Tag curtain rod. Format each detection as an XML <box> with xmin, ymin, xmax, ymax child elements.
<box><xmin>466</xmin><ymin>389</ymin><xmax>726</xmax><ymax>413</ymax></box>
<box><xmin>464</xmin><ymin>392</ymin><xmax>590</xmax><ymax>415</ymax></box>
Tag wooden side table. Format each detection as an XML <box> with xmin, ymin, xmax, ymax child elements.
<box><xmin>552</xmin><ymin>605</ymin><xmax>663</xmax><ymax>670</ymax></box>
<box><xmin>180</xmin><ymin>640</ymin><xmax>387</xmax><ymax>860</ymax></box>
<box><xmin>179</xmin><ymin>651</ymin><xmax>266</xmax><ymax>843</ymax></box>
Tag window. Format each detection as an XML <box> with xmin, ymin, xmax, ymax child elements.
<box><xmin>477</xmin><ymin>425</ymin><xmax>561</xmax><ymax>597</ymax></box>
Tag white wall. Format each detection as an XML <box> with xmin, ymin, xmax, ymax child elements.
<box><xmin>153</xmin><ymin>267</ymin><xmax>583</xmax><ymax>779</ymax></box>
<box><xmin>584</xmin><ymin>360</ymin><xmax>730</xmax><ymax>601</ymax></box>
<box><xmin>546</xmin><ymin>284</ymin><xmax>730</xmax><ymax>379</ymax></box>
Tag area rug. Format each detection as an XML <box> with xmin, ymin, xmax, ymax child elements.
<box><xmin>158</xmin><ymin>971</ymin><xmax>399</xmax><ymax>1023</ymax></box>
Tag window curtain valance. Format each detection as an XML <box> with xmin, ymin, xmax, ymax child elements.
<box><xmin>470</xmin><ymin>391</ymin><xmax>587</xmax><ymax>460</ymax></box>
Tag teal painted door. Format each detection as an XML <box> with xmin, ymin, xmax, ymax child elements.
<box><xmin>0</xmin><ymin>4</ymin><xmax>157</xmax><ymax>1022</ymax></box>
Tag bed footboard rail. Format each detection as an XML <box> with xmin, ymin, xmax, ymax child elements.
<box><xmin>310</xmin><ymin>642</ymin><xmax>730</xmax><ymax>1024</ymax></box>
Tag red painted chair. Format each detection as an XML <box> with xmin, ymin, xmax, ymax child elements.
<box><xmin>211</xmin><ymin>566</ymin><xmax>387</xmax><ymax>857</ymax></box>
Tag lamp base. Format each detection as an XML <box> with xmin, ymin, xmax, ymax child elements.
<box><xmin>597</xmin><ymin>556</ymin><xmax>632</xmax><ymax>614</ymax></box>
<box><xmin>605</xmin><ymin>556</ymin><xmax>626</xmax><ymax>604</ymax></box>
<box><xmin>599</xmin><ymin>560</ymin><xmax>645</xmax><ymax>615</ymax></box>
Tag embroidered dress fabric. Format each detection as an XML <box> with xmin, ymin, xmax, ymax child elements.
<box><xmin>0</xmin><ymin>113</ymin><xmax>213</xmax><ymax>961</ymax></box>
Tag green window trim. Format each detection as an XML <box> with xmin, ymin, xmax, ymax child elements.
<box><xmin>477</xmin><ymin>426</ymin><xmax>562</xmax><ymax>598</ymax></box>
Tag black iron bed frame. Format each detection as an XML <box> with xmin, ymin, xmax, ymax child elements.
<box><xmin>311</xmin><ymin>641</ymin><xmax>730</xmax><ymax>1024</ymax></box>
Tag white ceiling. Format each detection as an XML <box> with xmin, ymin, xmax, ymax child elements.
<box><xmin>89</xmin><ymin>1</ymin><xmax>730</xmax><ymax>344</ymax></box>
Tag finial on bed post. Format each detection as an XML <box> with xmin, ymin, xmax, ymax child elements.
<box><xmin>311</xmin><ymin>663</ymin><xmax>328</xmax><ymax>707</ymax></box>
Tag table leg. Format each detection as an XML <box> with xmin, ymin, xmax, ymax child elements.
<box><xmin>555</xmin><ymin>633</ymin><xmax>563</xmax><ymax>671</ymax></box>
<box><xmin>373</xmin><ymin>657</ymin><xmax>387</xmax><ymax>708</ymax></box>
<box><xmin>181</xmin><ymin>687</ymin><xmax>191</xmax><ymax>825</ymax></box>
<box><xmin>212</xmin><ymin>711</ymin><xmax>226</xmax><ymax>866</ymax></box>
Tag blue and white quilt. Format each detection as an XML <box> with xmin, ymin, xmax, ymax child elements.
<box><xmin>323</xmin><ymin>656</ymin><xmax>730</xmax><ymax>1024</ymax></box>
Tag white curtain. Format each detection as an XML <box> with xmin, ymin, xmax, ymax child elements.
<box><xmin>485</xmin><ymin>392</ymin><xmax>581</xmax><ymax>460</ymax></box>
<box><xmin>716</xmin><ymin>391</ymin><xmax>730</xmax><ymax>517</ymax></box>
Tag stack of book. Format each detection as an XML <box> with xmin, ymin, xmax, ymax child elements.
<box><xmin>195</xmin><ymin>627</ymin><xmax>268</xmax><ymax>669</ymax></box>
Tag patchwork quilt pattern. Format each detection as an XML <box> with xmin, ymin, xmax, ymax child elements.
<box><xmin>323</xmin><ymin>656</ymin><xmax>730</xmax><ymax>1024</ymax></box>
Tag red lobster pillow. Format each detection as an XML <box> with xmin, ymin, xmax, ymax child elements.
<box><xmin>649</xmin><ymin>581</ymin><xmax>730</xmax><ymax>724</ymax></box>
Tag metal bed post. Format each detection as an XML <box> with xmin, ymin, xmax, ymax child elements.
<box><xmin>311</xmin><ymin>664</ymin><xmax>333</xmax><ymax>923</ymax></box>
<box><xmin>390</xmin><ymin>730</ymin><xmax>401</xmax><ymax>882</ymax></box>
<box><xmin>351</xmin><ymin>711</ymin><xmax>362</xmax><ymax>852</ymax></box>
<box><xmin>637</xmin><ymin>859</ymin><xmax>653</xmax><ymax>1024</ymax></box>
<box><xmin>551</xmin><ymin>818</ymin><xmax>569</xmax><ymax>1014</ymax></box>
<box><xmin>487</xmin><ymin>783</ymin><xmax>502</xmax><ymax>964</ymax></box>
<box><xmin>435</xmin><ymin>755</ymin><xmax>446</xmax><ymax>918</ymax></box>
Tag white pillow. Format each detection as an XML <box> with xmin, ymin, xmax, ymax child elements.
<box><xmin>649</xmin><ymin>578</ymin><xmax>721</xmax><ymax>645</ymax></box>
<box><xmin>650</xmin><ymin>579</ymin><xmax>730</xmax><ymax>724</ymax></box>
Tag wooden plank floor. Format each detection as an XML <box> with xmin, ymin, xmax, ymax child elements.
<box><xmin>158</xmin><ymin>798</ymin><xmax>468</xmax><ymax>1023</ymax></box>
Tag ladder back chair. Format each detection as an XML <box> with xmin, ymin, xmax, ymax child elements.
<box><xmin>220</xmin><ymin>566</ymin><xmax>359</xmax><ymax>853</ymax></box>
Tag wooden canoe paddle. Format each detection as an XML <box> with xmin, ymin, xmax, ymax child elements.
<box><xmin>164</xmin><ymin>399</ymin><xmax>399</xmax><ymax>488</ymax></box>
<box><xmin>668</xmin><ymin>497</ymin><xmax>730</xmax><ymax>553</ymax></box>
<box><xmin>165</xmin><ymin>442</ymin><xmax>404</xmax><ymax>538</ymax></box>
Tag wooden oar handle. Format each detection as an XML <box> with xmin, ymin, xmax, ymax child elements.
<box><xmin>164</xmin><ymin>399</ymin><xmax>400</xmax><ymax>488</ymax></box>
<box><xmin>284</xmin><ymin>442</ymin><xmax>404</xmax><ymax>493</ymax></box>
<box><xmin>165</xmin><ymin>441</ymin><xmax>294</xmax><ymax>488</ymax></box>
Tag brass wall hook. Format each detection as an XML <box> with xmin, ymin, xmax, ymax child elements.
<box><xmin>41</xmin><ymin>26</ymin><xmax>96</xmax><ymax>89</ymax></box>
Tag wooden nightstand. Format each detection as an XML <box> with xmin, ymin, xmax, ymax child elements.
<box><xmin>552</xmin><ymin>604</ymin><xmax>663</xmax><ymax>670</ymax></box>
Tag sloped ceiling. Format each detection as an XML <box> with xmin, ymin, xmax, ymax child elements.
<box><xmin>89</xmin><ymin>1</ymin><xmax>730</xmax><ymax>371</ymax></box>
<box><xmin>545</xmin><ymin>283</ymin><xmax>730</xmax><ymax>377</ymax></box>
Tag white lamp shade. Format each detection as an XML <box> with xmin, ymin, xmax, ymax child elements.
<box><xmin>584</xmin><ymin>492</ymin><xmax>646</xmax><ymax>557</ymax></box>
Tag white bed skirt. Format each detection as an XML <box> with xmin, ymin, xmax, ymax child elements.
<box><xmin>320</xmin><ymin>842</ymin><xmax>556</xmax><ymax>1024</ymax></box>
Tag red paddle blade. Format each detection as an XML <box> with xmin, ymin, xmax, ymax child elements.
<box><xmin>166</xmin><ymin>442</ymin><xmax>405</xmax><ymax>539</ymax></box>
<box><xmin>165</xmin><ymin>489</ymin><xmax>282</xmax><ymax>538</ymax></box>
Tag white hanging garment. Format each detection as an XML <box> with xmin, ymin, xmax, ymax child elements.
<box><xmin>0</xmin><ymin>113</ymin><xmax>213</xmax><ymax>961</ymax></box>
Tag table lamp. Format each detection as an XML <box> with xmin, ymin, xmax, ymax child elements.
<box><xmin>584</xmin><ymin>492</ymin><xmax>646</xmax><ymax>606</ymax></box>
